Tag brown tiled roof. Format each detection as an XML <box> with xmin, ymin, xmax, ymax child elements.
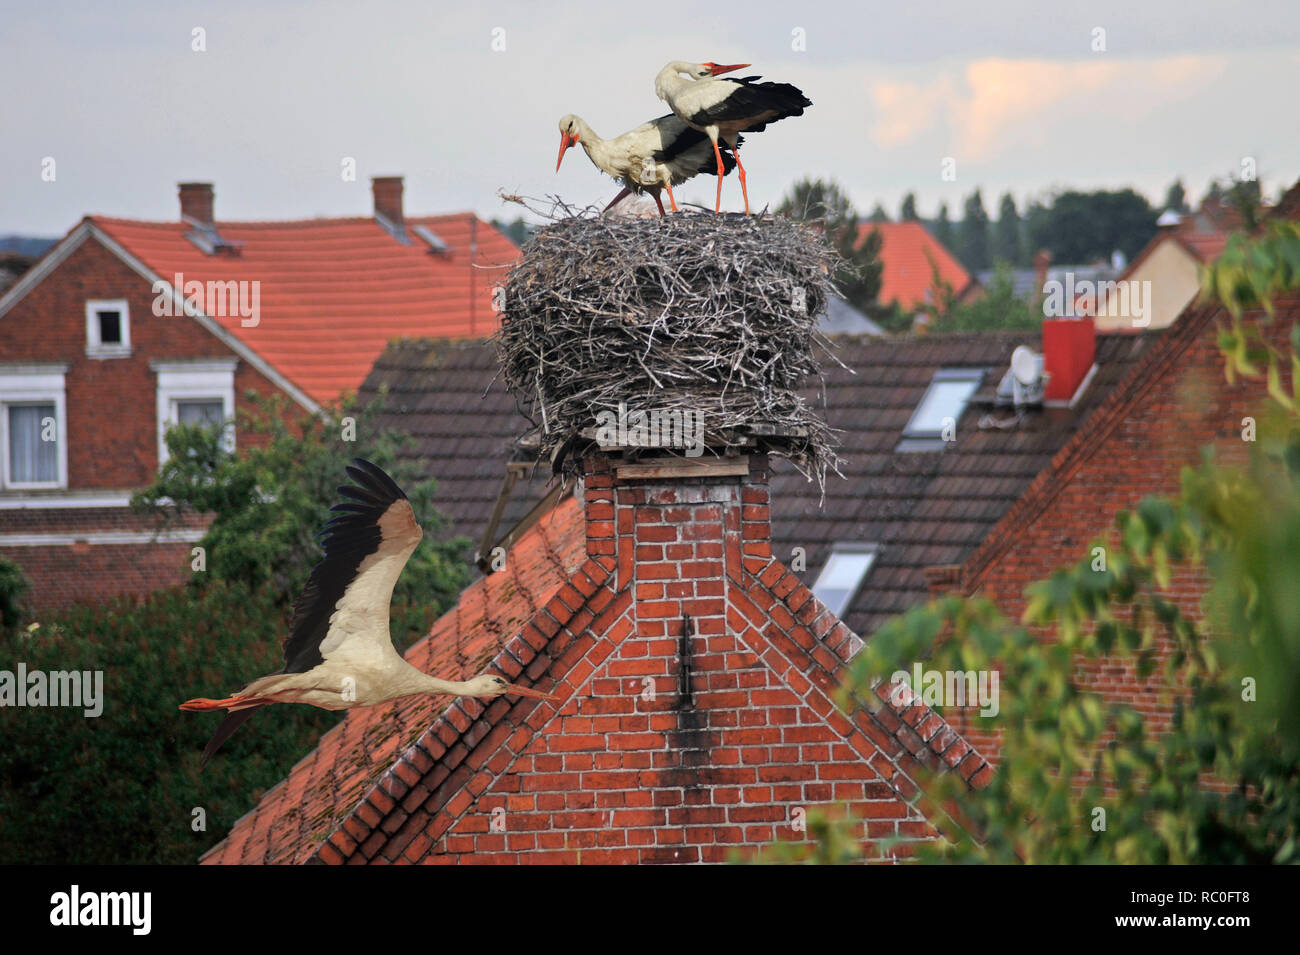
<box><xmin>358</xmin><ymin>338</ymin><xmax>559</xmax><ymax>554</ymax></box>
<box><xmin>360</xmin><ymin>331</ymin><xmax>1154</xmax><ymax>636</ymax></box>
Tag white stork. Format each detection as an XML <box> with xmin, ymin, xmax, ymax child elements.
<box><xmin>180</xmin><ymin>458</ymin><xmax>554</xmax><ymax>765</ymax></box>
<box><xmin>556</xmin><ymin>113</ymin><xmax>740</xmax><ymax>216</ymax></box>
<box><xmin>654</xmin><ymin>60</ymin><xmax>811</xmax><ymax>215</ymax></box>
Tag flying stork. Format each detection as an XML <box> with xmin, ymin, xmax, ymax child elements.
<box><xmin>654</xmin><ymin>61</ymin><xmax>811</xmax><ymax>215</ymax></box>
<box><xmin>179</xmin><ymin>458</ymin><xmax>554</xmax><ymax>766</ymax></box>
<box><xmin>556</xmin><ymin>113</ymin><xmax>740</xmax><ymax>215</ymax></box>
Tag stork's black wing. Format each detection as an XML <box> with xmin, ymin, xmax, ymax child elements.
<box><xmin>685</xmin><ymin>76</ymin><xmax>811</xmax><ymax>133</ymax></box>
<box><xmin>649</xmin><ymin>115</ymin><xmax>742</xmax><ymax>176</ymax></box>
<box><xmin>280</xmin><ymin>458</ymin><xmax>422</xmax><ymax>674</ymax></box>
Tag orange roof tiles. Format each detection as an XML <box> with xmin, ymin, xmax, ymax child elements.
<box><xmin>200</xmin><ymin>495</ymin><xmax>583</xmax><ymax>865</ymax></box>
<box><xmin>92</xmin><ymin>213</ymin><xmax>517</xmax><ymax>405</ymax></box>
<box><xmin>856</xmin><ymin>221</ymin><xmax>973</xmax><ymax>310</ymax></box>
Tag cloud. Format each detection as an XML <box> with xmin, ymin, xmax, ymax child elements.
<box><xmin>869</xmin><ymin>54</ymin><xmax>1228</xmax><ymax>161</ymax></box>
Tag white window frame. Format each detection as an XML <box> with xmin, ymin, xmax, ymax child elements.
<box><xmin>85</xmin><ymin>298</ymin><xmax>132</xmax><ymax>359</ymax></box>
<box><xmin>811</xmin><ymin>543</ymin><xmax>878</xmax><ymax>618</ymax></box>
<box><xmin>152</xmin><ymin>359</ymin><xmax>237</xmax><ymax>466</ymax></box>
<box><xmin>0</xmin><ymin>364</ymin><xmax>69</xmax><ymax>490</ymax></box>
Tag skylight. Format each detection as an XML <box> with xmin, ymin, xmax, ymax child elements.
<box><xmin>899</xmin><ymin>368</ymin><xmax>983</xmax><ymax>450</ymax></box>
<box><xmin>811</xmin><ymin>545</ymin><xmax>877</xmax><ymax>618</ymax></box>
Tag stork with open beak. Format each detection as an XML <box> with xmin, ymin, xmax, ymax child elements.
<box><xmin>654</xmin><ymin>60</ymin><xmax>811</xmax><ymax>215</ymax></box>
<box><xmin>179</xmin><ymin>458</ymin><xmax>555</xmax><ymax>766</ymax></box>
<box><xmin>556</xmin><ymin>113</ymin><xmax>740</xmax><ymax>216</ymax></box>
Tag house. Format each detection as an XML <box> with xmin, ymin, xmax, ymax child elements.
<box><xmin>359</xmin><ymin>325</ymin><xmax>1152</xmax><ymax>638</ymax></box>
<box><xmin>856</xmin><ymin>222</ymin><xmax>979</xmax><ymax>313</ymax></box>
<box><xmin>201</xmin><ymin>448</ymin><xmax>994</xmax><ymax>864</ymax></box>
<box><xmin>937</xmin><ymin>180</ymin><xmax>1300</xmax><ymax>760</ymax></box>
<box><xmin>0</xmin><ymin>178</ymin><xmax>516</xmax><ymax>610</ymax></box>
<box><xmin>1087</xmin><ymin>197</ymin><xmax>1245</xmax><ymax>332</ymax></box>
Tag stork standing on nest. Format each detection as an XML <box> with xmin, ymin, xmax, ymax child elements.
<box><xmin>556</xmin><ymin>113</ymin><xmax>740</xmax><ymax>216</ymax></box>
<box><xmin>180</xmin><ymin>458</ymin><xmax>554</xmax><ymax>766</ymax></box>
<box><xmin>654</xmin><ymin>61</ymin><xmax>811</xmax><ymax>215</ymax></box>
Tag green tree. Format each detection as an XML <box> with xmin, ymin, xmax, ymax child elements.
<box><xmin>1163</xmin><ymin>179</ymin><xmax>1190</xmax><ymax>215</ymax></box>
<box><xmin>957</xmin><ymin>188</ymin><xmax>991</xmax><ymax>271</ymax></box>
<box><xmin>0</xmin><ymin>393</ymin><xmax>473</xmax><ymax>863</ymax></box>
<box><xmin>900</xmin><ymin>193</ymin><xmax>919</xmax><ymax>222</ymax></box>
<box><xmin>777</xmin><ymin>178</ymin><xmax>884</xmax><ymax>319</ymax></box>
<box><xmin>867</xmin><ymin>202</ymin><xmax>890</xmax><ymax>223</ymax></box>
<box><xmin>763</xmin><ymin>217</ymin><xmax>1300</xmax><ymax>863</ymax></box>
<box><xmin>1026</xmin><ymin>189</ymin><xmax>1157</xmax><ymax>263</ymax></box>
<box><xmin>0</xmin><ymin>556</ymin><xmax>27</xmax><ymax>635</ymax></box>
<box><xmin>930</xmin><ymin>262</ymin><xmax>1036</xmax><ymax>332</ymax></box>
<box><xmin>993</xmin><ymin>192</ymin><xmax>1021</xmax><ymax>266</ymax></box>
<box><xmin>932</xmin><ymin>202</ymin><xmax>955</xmax><ymax>251</ymax></box>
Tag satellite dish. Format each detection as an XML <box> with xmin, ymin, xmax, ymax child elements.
<box><xmin>1010</xmin><ymin>346</ymin><xmax>1041</xmax><ymax>386</ymax></box>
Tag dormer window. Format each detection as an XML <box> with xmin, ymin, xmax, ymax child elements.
<box><xmin>85</xmin><ymin>299</ymin><xmax>131</xmax><ymax>358</ymax></box>
<box><xmin>897</xmin><ymin>368</ymin><xmax>983</xmax><ymax>451</ymax></box>
<box><xmin>811</xmin><ymin>544</ymin><xmax>878</xmax><ymax>617</ymax></box>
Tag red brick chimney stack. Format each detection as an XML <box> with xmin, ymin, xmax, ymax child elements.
<box><xmin>372</xmin><ymin>176</ymin><xmax>405</xmax><ymax>229</ymax></box>
<box><xmin>178</xmin><ymin>182</ymin><xmax>215</xmax><ymax>228</ymax></box>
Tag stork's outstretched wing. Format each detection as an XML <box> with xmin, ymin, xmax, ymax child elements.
<box><xmin>281</xmin><ymin>458</ymin><xmax>423</xmax><ymax>673</ymax></box>
<box><xmin>679</xmin><ymin>76</ymin><xmax>811</xmax><ymax>133</ymax></box>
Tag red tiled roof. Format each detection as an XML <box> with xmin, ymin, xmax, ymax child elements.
<box><xmin>1175</xmin><ymin>231</ymin><xmax>1229</xmax><ymax>263</ymax></box>
<box><xmin>91</xmin><ymin>214</ymin><xmax>517</xmax><ymax>404</ymax></box>
<box><xmin>202</xmin><ymin>457</ymin><xmax>992</xmax><ymax>865</ymax></box>
<box><xmin>200</xmin><ymin>495</ymin><xmax>583</xmax><ymax>865</ymax></box>
<box><xmin>856</xmin><ymin>222</ymin><xmax>972</xmax><ymax>310</ymax></box>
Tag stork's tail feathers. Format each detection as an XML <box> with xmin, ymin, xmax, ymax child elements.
<box><xmin>200</xmin><ymin>706</ymin><xmax>265</xmax><ymax>767</ymax></box>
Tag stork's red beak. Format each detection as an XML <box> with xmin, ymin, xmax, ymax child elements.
<box><xmin>556</xmin><ymin>132</ymin><xmax>578</xmax><ymax>172</ymax></box>
<box><xmin>703</xmin><ymin>62</ymin><xmax>748</xmax><ymax>75</ymax></box>
<box><xmin>503</xmin><ymin>682</ymin><xmax>558</xmax><ymax>701</ymax></box>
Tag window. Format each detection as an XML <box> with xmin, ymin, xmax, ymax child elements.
<box><xmin>152</xmin><ymin>359</ymin><xmax>237</xmax><ymax>465</ymax></box>
<box><xmin>811</xmin><ymin>545</ymin><xmax>877</xmax><ymax>618</ymax></box>
<box><xmin>898</xmin><ymin>368</ymin><xmax>983</xmax><ymax>451</ymax></box>
<box><xmin>85</xmin><ymin>299</ymin><xmax>131</xmax><ymax>358</ymax></box>
<box><xmin>0</xmin><ymin>365</ymin><xmax>68</xmax><ymax>489</ymax></box>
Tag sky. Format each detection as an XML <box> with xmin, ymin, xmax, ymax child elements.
<box><xmin>1</xmin><ymin>0</ymin><xmax>1297</xmax><ymax>235</ymax></box>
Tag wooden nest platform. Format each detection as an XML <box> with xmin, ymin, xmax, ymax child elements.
<box><xmin>494</xmin><ymin>211</ymin><xmax>842</xmax><ymax>489</ymax></box>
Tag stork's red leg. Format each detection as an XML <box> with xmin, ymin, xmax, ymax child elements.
<box><xmin>732</xmin><ymin>145</ymin><xmax>750</xmax><ymax>216</ymax></box>
<box><xmin>603</xmin><ymin>186</ymin><xmax>631</xmax><ymax>213</ymax></box>
<box><xmin>180</xmin><ymin>694</ymin><xmax>250</xmax><ymax>712</ymax></box>
<box><xmin>653</xmin><ymin>191</ymin><xmax>667</xmax><ymax>216</ymax></box>
<box><xmin>711</xmin><ymin>138</ymin><xmax>726</xmax><ymax>213</ymax></box>
<box><xmin>664</xmin><ymin>181</ymin><xmax>679</xmax><ymax>212</ymax></box>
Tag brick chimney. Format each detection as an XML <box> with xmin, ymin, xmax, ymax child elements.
<box><xmin>1032</xmin><ymin>248</ymin><xmax>1052</xmax><ymax>312</ymax></box>
<box><xmin>178</xmin><ymin>182</ymin><xmax>214</xmax><ymax>228</ymax></box>
<box><xmin>372</xmin><ymin>176</ymin><xmax>405</xmax><ymax>229</ymax></box>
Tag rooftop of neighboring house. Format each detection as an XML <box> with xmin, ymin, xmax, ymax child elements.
<box><xmin>360</xmin><ymin>326</ymin><xmax>1155</xmax><ymax>638</ymax></box>
<box><xmin>856</xmin><ymin>221</ymin><xmax>975</xmax><ymax>310</ymax></box>
<box><xmin>41</xmin><ymin>178</ymin><xmax>518</xmax><ymax>404</ymax></box>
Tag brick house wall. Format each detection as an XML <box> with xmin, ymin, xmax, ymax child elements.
<box><xmin>0</xmin><ymin>228</ymin><xmax>291</xmax><ymax>610</ymax></box>
<box><xmin>202</xmin><ymin>452</ymin><xmax>992</xmax><ymax>864</ymax></box>
<box><xmin>940</xmin><ymin>299</ymin><xmax>1297</xmax><ymax>761</ymax></box>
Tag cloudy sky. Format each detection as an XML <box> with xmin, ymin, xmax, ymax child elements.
<box><xmin>1</xmin><ymin>0</ymin><xmax>1297</xmax><ymax>234</ymax></box>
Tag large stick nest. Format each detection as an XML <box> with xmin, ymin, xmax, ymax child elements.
<box><xmin>494</xmin><ymin>209</ymin><xmax>843</xmax><ymax>489</ymax></box>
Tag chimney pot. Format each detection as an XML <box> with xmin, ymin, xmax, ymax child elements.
<box><xmin>372</xmin><ymin>176</ymin><xmax>405</xmax><ymax>228</ymax></box>
<box><xmin>1042</xmin><ymin>316</ymin><xmax>1095</xmax><ymax>403</ymax></box>
<box><xmin>179</xmin><ymin>182</ymin><xmax>214</xmax><ymax>228</ymax></box>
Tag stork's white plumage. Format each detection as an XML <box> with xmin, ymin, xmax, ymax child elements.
<box><xmin>179</xmin><ymin>458</ymin><xmax>554</xmax><ymax>766</ymax></box>
<box><xmin>556</xmin><ymin>113</ymin><xmax>740</xmax><ymax>216</ymax></box>
<box><xmin>655</xmin><ymin>60</ymin><xmax>811</xmax><ymax>214</ymax></box>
